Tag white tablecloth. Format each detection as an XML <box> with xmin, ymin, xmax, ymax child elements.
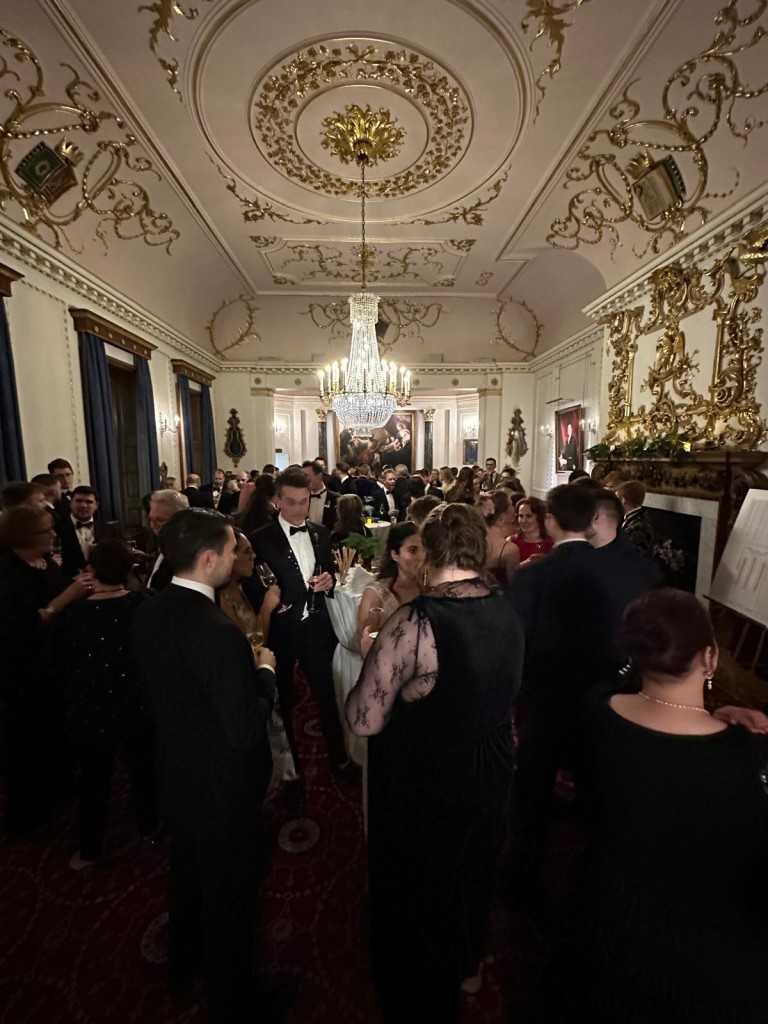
<box><xmin>327</xmin><ymin>564</ymin><xmax>375</xmax><ymax>768</ymax></box>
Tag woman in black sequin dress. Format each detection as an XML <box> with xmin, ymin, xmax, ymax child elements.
<box><xmin>46</xmin><ymin>540</ymin><xmax>158</xmax><ymax>869</ymax></box>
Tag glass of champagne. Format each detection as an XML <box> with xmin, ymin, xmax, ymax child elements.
<box><xmin>246</xmin><ymin>629</ymin><xmax>264</xmax><ymax>652</ymax></box>
<box><xmin>255</xmin><ymin>561</ymin><xmax>291</xmax><ymax>615</ymax></box>
<box><xmin>366</xmin><ymin>605</ymin><xmax>385</xmax><ymax>639</ymax></box>
<box><xmin>307</xmin><ymin>562</ymin><xmax>322</xmax><ymax>615</ymax></box>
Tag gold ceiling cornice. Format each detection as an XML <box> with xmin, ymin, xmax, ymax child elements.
<box><xmin>70</xmin><ymin>308</ymin><xmax>157</xmax><ymax>360</ymax></box>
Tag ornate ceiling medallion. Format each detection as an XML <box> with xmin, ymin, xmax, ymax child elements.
<box><xmin>0</xmin><ymin>27</ymin><xmax>179</xmax><ymax>254</ymax></box>
<box><xmin>491</xmin><ymin>297</ymin><xmax>544</xmax><ymax>361</ymax></box>
<box><xmin>251</xmin><ymin>40</ymin><xmax>471</xmax><ymax>199</ymax></box>
<box><xmin>321</xmin><ymin>105</ymin><xmax>405</xmax><ymax>167</ymax></box>
<box><xmin>548</xmin><ymin>0</ymin><xmax>767</xmax><ymax>259</ymax></box>
<box><xmin>522</xmin><ymin>0</ymin><xmax>592</xmax><ymax>119</ymax></box>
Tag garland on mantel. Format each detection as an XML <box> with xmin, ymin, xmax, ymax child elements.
<box><xmin>586</xmin><ymin>432</ymin><xmax>693</xmax><ymax>463</ymax></box>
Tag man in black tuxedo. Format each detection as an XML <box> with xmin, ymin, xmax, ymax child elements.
<box><xmin>199</xmin><ymin>468</ymin><xmax>226</xmax><ymax>510</ymax></box>
<box><xmin>481</xmin><ymin>456</ymin><xmax>500</xmax><ymax>491</ymax></box>
<box><xmin>305</xmin><ymin>461</ymin><xmax>338</xmax><ymax>531</ymax></box>
<box><xmin>134</xmin><ymin>509</ymin><xmax>280</xmax><ymax>1023</ymax></box>
<box><xmin>145</xmin><ymin>489</ymin><xmax>190</xmax><ymax>590</ymax></box>
<box><xmin>507</xmin><ymin>483</ymin><xmax>658</xmax><ymax>901</ymax></box>
<box><xmin>48</xmin><ymin>457</ymin><xmax>75</xmax><ymax>516</ymax></box>
<box><xmin>182</xmin><ymin>473</ymin><xmax>215</xmax><ymax>509</ymax></box>
<box><xmin>60</xmin><ymin>485</ymin><xmax>121</xmax><ymax>578</ymax></box>
<box><xmin>334</xmin><ymin>461</ymin><xmax>357</xmax><ymax>495</ymax></box>
<box><xmin>250</xmin><ymin>468</ymin><xmax>348</xmax><ymax>779</ymax></box>
<box><xmin>313</xmin><ymin>456</ymin><xmax>341</xmax><ymax>493</ymax></box>
<box><xmin>373</xmin><ymin>468</ymin><xmax>397</xmax><ymax>521</ymax></box>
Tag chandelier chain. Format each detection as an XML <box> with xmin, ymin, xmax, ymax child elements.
<box><xmin>360</xmin><ymin>157</ymin><xmax>367</xmax><ymax>292</ymax></box>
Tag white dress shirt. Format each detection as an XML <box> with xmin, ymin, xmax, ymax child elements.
<box><xmin>279</xmin><ymin>514</ymin><xmax>315</xmax><ymax>620</ymax></box>
<box><xmin>379</xmin><ymin>484</ymin><xmax>396</xmax><ymax>513</ymax></box>
<box><xmin>148</xmin><ymin>551</ymin><xmax>164</xmax><ymax>587</ymax></box>
<box><xmin>307</xmin><ymin>488</ymin><xmax>327</xmax><ymax>525</ymax></box>
<box><xmin>170</xmin><ymin>576</ymin><xmax>215</xmax><ymax>602</ymax></box>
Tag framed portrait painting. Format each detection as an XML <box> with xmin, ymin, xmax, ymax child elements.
<box><xmin>336</xmin><ymin>411</ymin><xmax>416</xmax><ymax>474</ymax></box>
<box><xmin>555</xmin><ymin>405</ymin><xmax>583</xmax><ymax>474</ymax></box>
<box><xmin>463</xmin><ymin>439</ymin><xmax>479</xmax><ymax>465</ymax></box>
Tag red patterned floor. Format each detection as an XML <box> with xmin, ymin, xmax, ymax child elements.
<box><xmin>0</xmin><ymin>680</ymin><xmax>579</xmax><ymax>1023</ymax></box>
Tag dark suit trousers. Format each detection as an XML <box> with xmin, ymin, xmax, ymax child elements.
<box><xmin>76</xmin><ymin>727</ymin><xmax>158</xmax><ymax>860</ymax></box>
<box><xmin>168</xmin><ymin>795</ymin><xmax>267</xmax><ymax>1024</ymax></box>
<box><xmin>275</xmin><ymin>613</ymin><xmax>346</xmax><ymax>770</ymax></box>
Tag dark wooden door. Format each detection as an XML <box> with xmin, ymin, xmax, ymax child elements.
<box><xmin>108</xmin><ymin>361</ymin><xmax>143</xmax><ymax>530</ymax></box>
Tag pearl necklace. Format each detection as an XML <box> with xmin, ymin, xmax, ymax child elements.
<box><xmin>638</xmin><ymin>691</ymin><xmax>710</xmax><ymax>714</ymax></box>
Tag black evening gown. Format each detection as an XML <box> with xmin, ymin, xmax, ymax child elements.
<box><xmin>365</xmin><ymin>585</ymin><xmax>523</xmax><ymax>1023</ymax></box>
<box><xmin>551</xmin><ymin>688</ymin><xmax>768</xmax><ymax>1023</ymax></box>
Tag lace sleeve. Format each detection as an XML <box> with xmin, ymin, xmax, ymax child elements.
<box><xmin>345</xmin><ymin>601</ymin><xmax>438</xmax><ymax>736</ymax></box>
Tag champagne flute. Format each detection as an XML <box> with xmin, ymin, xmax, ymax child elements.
<box><xmin>366</xmin><ymin>605</ymin><xmax>384</xmax><ymax>639</ymax></box>
<box><xmin>255</xmin><ymin>561</ymin><xmax>292</xmax><ymax>615</ymax></box>
<box><xmin>307</xmin><ymin>561</ymin><xmax>322</xmax><ymax>615</ymax></box>
<box><xmin>246</xmin><ymin>629</ymin><xmax>264</xmax><ymax>652</ymax></box>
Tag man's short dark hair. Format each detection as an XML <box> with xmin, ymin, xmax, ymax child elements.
<box><xmin>47</xmin><ymin>458</ymin><xmax>72</xmax><ymax>473</ymax></box>
<box><xmin>30</xmin><ymin>473</ymin><xmax>58</xmax><ymax>488</ymax></box>
<box><xmin>275</xmin><ymin>468</ymin><xmax>311</xmax><ymax>494</ymax></box>
<box><xmin>261</xmin><ymin>464</ymin><xmax>277</xmax><ymax>475</ymax></box>
<box><xmin>568</xmin><ymin>468</ymin><xmax>589</xmax><ymax>483</ymax></box>
<box><xmin>485</xmin><ymin>457</ymin><xmax>496</xmax><ymax>465</ymax></box>
<box><xmin>301</xmin><ymin>460</ymin><xmax>312</xmax><ymax>469</ymax></box>
<box><xmin>547</xmin><ymin>483</ymin><xmax>597</xmax><ymax>533</ymax></box>
<box><xmin>308</xmin><ymin>461</ymin><xmax>325</xmax><ymax>477</ymax></box>
<box><xmin>593</xmin><ymin>488</ymin><xmax>624</xmax><ymax>528</ymax></box>
<box><xmin>1</xmin><ymin>481</ymin><xmax>44</xmax><ymax>508</ymax></box>
<box><xmin>72</xmin><ymin>485</ymin><xmax>99</xmax><ymax>501</ymax></box>
<box><xmin>336</xmin><ymin>461</ymin><xmax>349</xmax><ymax>474</ymax></box>
<box><xmin>158</xmin><ymin>508</ymin><xmax>232</xmax><ymax>573</ymax></box>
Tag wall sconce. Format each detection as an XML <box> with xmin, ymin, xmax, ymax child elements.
<box><xmin>539</xmin><ymin>423</ymin><xmax>554</xmax><ymax>438</ymax></box>
<box><xmin>463</xmin><ymin>420</ymin><xmax>479</xmax><ymax>438</ymax></box>
<box><xmin>158</xmin><ymin>413</ymin><xmax>180</xmax><ymax>437</ymax></box>
<box><xmin>580</xmin><ymin>417</ymin><xmax>598</xmax><ymax>435</ymax></box>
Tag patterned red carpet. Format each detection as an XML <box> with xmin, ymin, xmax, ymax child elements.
<box><xmin>0</xmin><ymin>679</ymin><xmax>579</xmax><ymax>1023</ymax></box>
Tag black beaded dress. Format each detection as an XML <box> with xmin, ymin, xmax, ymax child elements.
<box><xmin>347</xmin><ymin>579</ymin><xmax>523</xmax><ymax>1024</ymax></box>
<box><xmin>550</xmin><ymin>687</ymin><xmax>768</xmax><ymax>1023</ymax></box>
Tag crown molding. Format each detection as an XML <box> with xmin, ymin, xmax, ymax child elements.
<box><xmin>529</xmin><ymin>324</ymin><xmax>603</xmax><ymax>372</ymax></box>
<box><xmin>0</xmin><ymin>216</ymin><xmax>219</xmax><ymax>373</ymax></box>
<box><xmin>70</xmin><ymin>308</ymin><xmax>156</xmax><ymax>360</ymax></box>
<box><xmin>584</xmin><ymin>181</ymin><xmax>768</xmax><ymax>319</ymax></box>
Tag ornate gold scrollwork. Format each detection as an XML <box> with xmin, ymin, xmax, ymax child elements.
<box><xmin>302</xmin><ymin>298</ymin><xmax>447</xmax><ymax>354</ymax></box>
<box><xmin>206</xmin><ymin>295</ymin><xmax>262</xmax><ymax>360</ymax></box>
<box><xmin>548</xmin><ymin>0</ymin><xmax>767</xmax><ymax>258</ymax></box>
<box><xmin>209</xmin><ymin>156</ymin><xmax>324</xmax><ymax>226</ymax></box>
<box><xmin>275</xmin><ymin>242</ymin><xmax>459</xmax><ymax>285</ymax></box>
<box><xmin>252</xmin><ymin>41</ymin><xmax>469</xmax><ymax>199</ymax></box>
<box><xmin>405</xmin><ymin>165</ymin><xmax>511</xmax><ymax>227</ymax></box>
<box><xmin>521</xmin><ymin>0</ymin><xmax>592</xmax><ymax>119</ymax></box>
<box><xmin>321</xmin><ymin>105</ymin><xmax>405</xmax><ymax>167</ymax></box>
<box><xmin>475</xmin><ymin>271</ymin><xmax>494</xmax><ymax>286</ymax></box>
<box><xmin>491</xmin><ymin>297</ymin><xmax>544</xmax><ymax>361</ymax></box>
<box><xmin>0</xmin><ymin>28</ymin><xmax>179</xmax><ymax>253</ymax></box>
<box><xmin>602</xmin><ymin>235</ymin><xmax>768</xmax><ymax>448</ymax></box>
<box><xmin>138</xmin><ymin>0</ymin><xmax>213</xmax><ymax>99</ymax></box>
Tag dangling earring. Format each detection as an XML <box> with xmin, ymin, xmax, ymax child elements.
<box><xmin>705</xmin><ymin>676</ymin><xmax>713</xmax><ymax>692</ymax></box>
<box><xmin>422</xmin><ymin>566</ymin><xmax>429</xmax><ymax>589</ymax></box>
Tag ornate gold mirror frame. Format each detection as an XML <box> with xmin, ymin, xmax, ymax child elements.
<box><xmin>601</xmin><ymin>223</ymin><xmax>768</xmax><ymax>449</ymax></box>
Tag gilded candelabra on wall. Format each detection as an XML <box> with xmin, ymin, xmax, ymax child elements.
<box><xmin>302</xmin><ymin>298</ymin><xmax>447</xmax><ymax>355</ymax></box>
<box><xmin>223</xmin><ymin>408</ymin><xmax>247</xmax><ymax>467</ymax></box>
<box><xmin>601</xmin><ymin>226</ymin><xmax>768</xmax><ymax>449</ymax></box>
<box><xmin>491</xmin><ymin>297</ymin><xmax>544</xmax><ymax>361</ymax></box>
<box><xmin>506</xmin><ymin>409</ymin><xmax>529</xmax><ymax>466</ymax></box>
<box><xmin>521</xmin><ymin>0</ymin><xmax>592</xmax><ymax>119</ymax></box>
<box><xmin>548</xmin><ymin>0</ymin><xmax>767</xmax><ymax>258</ymax></box>
<box><xmin>0</xmin><ymin>27</ymin><xmax>180</xmax><ymax>254</ymax></box>
<box><xmin>206</xmin><ymin>296</ymin><xmax>262</xmax><ymax>360</ymax></box>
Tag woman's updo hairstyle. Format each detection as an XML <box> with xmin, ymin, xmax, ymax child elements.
<box><xmin>621</xmin><ymin>588</ymin><xmax>715</xmax><ymax>679</ymax></box>
<box><xmin>421</xmin><ymin>502</ymin><xmax>488</xmax><ymax>571</ymax></box>
<box><xmin>477</xmin><ymin>490</ymin><xmax>510</xmax><ymax>526</ymax></box>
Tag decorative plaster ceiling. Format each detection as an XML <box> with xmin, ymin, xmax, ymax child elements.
<box><xmin>0</xmin><ymin>0</ymin><xmax>766</xmax><ymax>364</ymax></box>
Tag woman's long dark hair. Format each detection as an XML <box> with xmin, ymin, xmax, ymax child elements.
<box><xmin>334</xmin><ymin>494</ymin><xmax>366</xmax><ymax>536</ymax></box>
<box><xmin>377</xmin><ymin>523</ymin><xmax>420</xmax><ymax>581</ymax></box>
<box><xmin>238</xmin><ymin>475</ymin><xmax>276</xmax><ymax>535</ymax></box>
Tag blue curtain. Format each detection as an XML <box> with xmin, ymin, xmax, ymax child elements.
<box><xmin>136</xmin><ymin>356</ymin><xmax>160</xmax><ymax>496</ymax></box>
<box><xmin>200</xmin><ymin>384</ymin><xmax>217</xmax><ymax>483</ymax></box>
<box><xmin>78</xmin><ymin>331</ymin><xmax>121</xmax><ymax>520</ymax></box>
<box><xmin>177</xmin><ymin>373</ymin><xmax>194</xmax><ymax>474</ymax></box>
<box><xmin>0</xmin><ymin>297</ymin><xmax>26</xmax><ymax>487</ymax></box>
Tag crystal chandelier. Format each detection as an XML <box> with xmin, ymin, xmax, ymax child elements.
<box><xmin>317</xmin><ymin>106</ymin><xmax>411</xmax><ymax>431</ymax></box>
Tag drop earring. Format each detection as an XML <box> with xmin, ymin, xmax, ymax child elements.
<box><xmin>705</xmin><ymin>676</ymin><xmax>713</xmax><ymax>692</ymax></box>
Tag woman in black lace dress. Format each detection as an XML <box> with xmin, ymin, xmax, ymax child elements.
<box><xmin>347</xmin><ymin>503</ymin><xmax>523</xmax><ymax>1023</ymax></box>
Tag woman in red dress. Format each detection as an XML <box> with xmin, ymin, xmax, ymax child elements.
<box><xmin>513</xmin><ymin>496</ymin><xmax>553</xmax><ymax>563</ymax></box>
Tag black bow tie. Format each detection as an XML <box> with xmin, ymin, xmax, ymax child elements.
<box><xmin>76</xmin><ymin>521</ymin><xmax>94</xmax><ymax>530</ymax></box>
<box><xmin>310</xmin><ymin>491</ymin><xmax>326</xmax><ymax>500</ymax></box>
<box><xmin>290</xmin><ymin>524</ymin><xmax>308</xmax><ymax>535</ymax></box>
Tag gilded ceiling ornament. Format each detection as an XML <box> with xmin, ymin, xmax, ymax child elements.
<box><xmin>601</xmin><ymin>247</ymin><xmax>768</xmax><ymax>448</ymax></box>
<box><xmin>548</xmin><ymin>0</ymin><xmax>767</xmax><ymax>258</ymax></box>
<box><xmin>0</xmin><ymin>28</ymin><xmax>179</xmax><ymax>254</ymax></box>
<box><xmin>209</xmin><ymin>156</ymin><xmax>324</xmax><ymax>225</ymax></box>
<box><xmin>407</xmin><ymin>165</ymin><xmax>511</xmax><ymax>226</ymax></box>
<box><xmin>522</xmin><ymin>0</ymin><xmax>591</xmax><ymax>119</ymax></box>
<box><xmin>475</xmin><ymin>272</ymin><xmax>494</xmax><ymax>286</ymax></box>
<box><xmin>739</xmin><ymin>220</ymin><xmax>768</xmax><ymax>265</ymax></box>
<box><xmin>266</xmin><ymin>240</ymin><xmax>466</xmax><ymax>285</ymax></box>
<box><xmin>491</xmin><ymin>297</ymin><xmax>544</xmax><ymax>361</ymax></box>
<box><xmin>250</xmin><ymin>236</ymin><xmax>279</xmax><ymax>249</ymax></box>
<box><xmin>138</xmin><ymin>0</ymin><xmax>213</xmax><ymax>99</ymax></box>
<box><xmin>252</xmin><ymin>41</ymin><xmax>470</xmax><ymax>198</ymax></box>
<box><xmin>302</xmin><ymin>298</ymin><xmax>447</xmax><ymax>354</ymax></box>
<box><xmin>448</xmin><ymin>239</ymin><xmax>476</xmax><ymax>253</ymax></box>
<box><xmin>206</xmin><ymin>295</ymin><xmax>262</xmax><ymax>360</ymax></box>
<box><xmin>321</xmin><ymin>105</ymin><xmax>405</xmax><ymax>167</ymax></box>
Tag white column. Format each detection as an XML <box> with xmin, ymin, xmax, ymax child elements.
<box><xmin>250</xmin><ymin>386</ymin><xmax>275</xmax><ymax>469</ymax></box>
<box><xmin>478</xmin><ymin>386</ymin><xmax>503</xmax><ymax>465</ymax></box>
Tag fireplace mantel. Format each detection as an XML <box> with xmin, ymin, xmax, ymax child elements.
<box><xmin>591</xmin><ymin>449</ymin><xmax>768</xmax><ymax>567</ymax></box>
